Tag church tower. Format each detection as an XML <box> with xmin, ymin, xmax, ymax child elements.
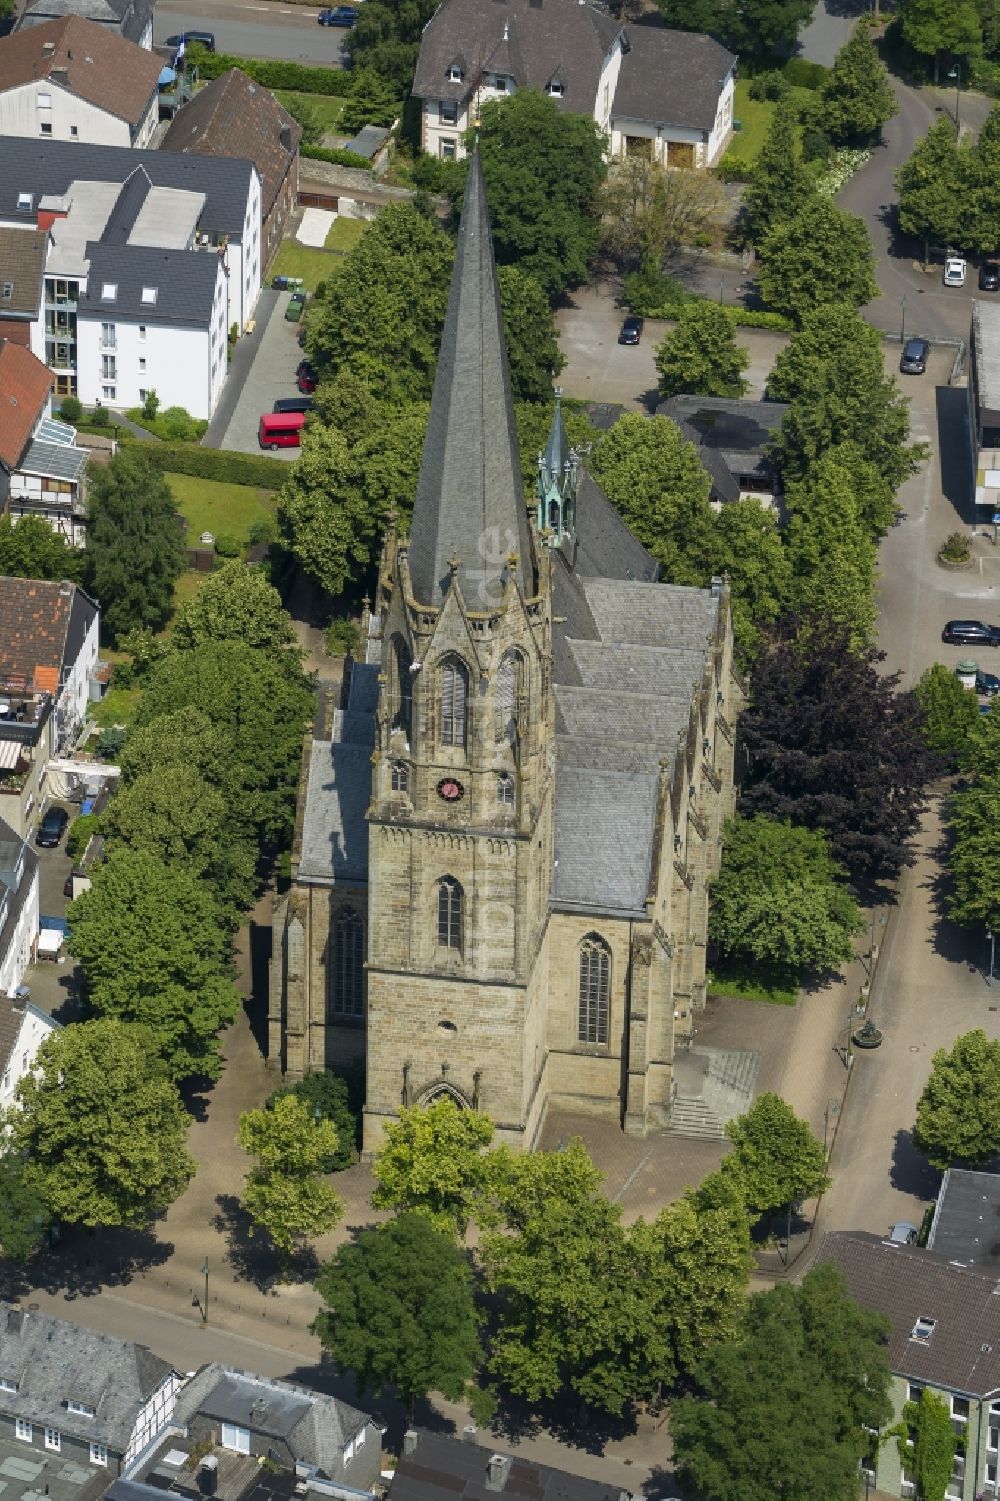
<box><xmin>363</xmin><ymin>152</ymin><xmax>554</xmax><ymax>1152</ymax></box>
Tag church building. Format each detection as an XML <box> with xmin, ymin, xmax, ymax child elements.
<box><xmin>269</xmin><ymin>153</ymin><xmax>743</xmax><ymax>1152</ymax></box>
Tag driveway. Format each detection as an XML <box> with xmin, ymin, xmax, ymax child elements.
<box><xmin>216</xmin><ymin>290</ymin><xmax>304</xmax><ymax>459</ymax></box>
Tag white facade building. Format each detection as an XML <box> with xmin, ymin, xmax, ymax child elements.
<box><xmin>0</xmin><ymin>823</ymin><xmax>40</xmax><ymax>1014</ymax></box>
<box><xmin>0</xmin><ymin>998</ymin><xmax>56</xmax><ymax>1114</ymax></box>
<box><xmin>0</xmin><ymin>78</ymin><xmax>157</xmax><ymax>148</ymax></box>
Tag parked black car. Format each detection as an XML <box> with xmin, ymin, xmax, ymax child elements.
<box><xmin>273</xmin><ymin>396</ymin><xmax>314</xmax><ymax>414</ymax></box>
<box><xmin>165</xmin><ymin>30</ymin><xmax>216</xmax><ymax>49</ymax></box>
<box><xmin>36</xmin><ymin>806</ymin><xmax>69</xmax><ymax>848</ymax></box>
<box><xmin>980</xmin><ymin>261</ymin><xmax>1000</xmax><ymax>291</ymax></box>
<box><xmin>978</xmin><ymin>670</ymin><xmax>1000</xmax><ymax>695</ymax></box>
<box><xmin>943</xmin><ymin>620</ymin><xmax>1000</xmax><ymax>646</ymax></box>
<box><xmin>618</xmin><ymin>315</ymin><xmax>643</xmax><ymax>345</ymax></box>
<box><xmin>899</xmin><ymin>337</ymin><xmax>929</xmax><ymax>375</ymax></box>
<box><xmin>318</xmin><ymin>6</ymin><xmax>358</xmax><ymax>23</ymax></box>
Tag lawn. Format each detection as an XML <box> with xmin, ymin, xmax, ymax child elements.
<box><xmin>274</xmin><ymin>90</ymin><xmax>346</xmax><ymax>134</ymax></box>
<box><xmin>269</xmin><ymin>240</ymin><xmax>346</xmax><ymax>291</ymax></box>
<box><xmin>90</xmin><ymin>683</ymin><xmax>143</xmax><ymax>730</ymax></box>
<box><xmin>324</xmin><ymin>216</ymin><xmax>367</xmax><ymax>253</ymax></box>
<box><xmin>706</xmin><ymin>956</ymin><xmax>800</xmax><ymax>1006</ymax></box>
<box><xmin>722</xmin><ymin>80</ymin><xmax>813</xmax><ymax>171</ymax></box>
<box><xmin>165</xmin><ymin>472</ymin><xmax>276</xmax><ymax>546</ymax></box>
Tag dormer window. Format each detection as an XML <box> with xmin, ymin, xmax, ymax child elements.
<box><xmin>0</xmin><ymin>1378</ymin><xmax>18</xmax><ymax>1394</ymax></box>
<box><xmin>911</xmin><ymin>1317</ymin><xmax>936</xmax><ymax>1342</ymax></box>
<box><xmin>17</xmin><ymin>193</ymin><xmax>32</xmax><ymax>211</ymax></box>
<box><xmin>140</xmin><ymin>286</ymin><xmax>157</xmax><ymax>305</ymax></box>
<box><xmin>547</xmin><ymin>79</ymin><xmax>565</xmax><ymax>97</ymax></box>
<box><xmin>448</xmin><ymin>62</ymin><xmax>463</xmax><ymax>82</ymax></box>
<box><xmin>66</xmin><ymin>1401</ymin><xmax>95</xmax><ymax>1417</ymax></box>
<box><xmin>101</xmin><ymin>283</ymin><xmax>117</xmax><ymax>301</ymax></box>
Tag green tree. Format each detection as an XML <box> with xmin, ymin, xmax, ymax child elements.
<box><xmin>239</xmin><ymin>1094</ymin><xmax>343</xmax><ymax>1260</ymax></box>
<box><xmin>339</xmin><ymin>68</ymin><xmax>399</xmax><ymax>135</ymax></box>
<box><xmin>897</xmin><ymin>1390</ymin><xmax>958</xmax><ymax>1501</ymax></box>
<box><xmin>600</xmin><ymin>155</ymin><xmax>724</xmax><ymax>270</ymax></box>
<box><xmin>899</xmin><ymin>0</ymin><xmax>982</xmax><ymax>80</ymax></box>
<box><xmin>306</xmin><ymin>202</ymin><xmax>453</xmax><ymax>402</ymax></box>
<box><xmin>313</xmin><ymin>1211</ymin><xmax>483</xmax><ymax>1421</ymax></box>
<box><xmin>0</xmin><ymin>1154</ymin><xmax>49</xmax><ymax>1263</ymax></box>
<box><xmin>821</xmin><ymin>30</ymin><xmax>897</xmax><ymax>144</ymax></box>
<box><xmin>85</xmin><ymin>447</ymin><xmax>186</xmax><ymax>642</ymax></box>
<box><xmin>135</xmin><ymin>642</ymin><xmax>315</xmax><ymax>849</ymax></box>
<box><xmin>265</xmin><ymin>1071</ymin><xmax>357</xmax><ymax>1172</ymax></box>
<box><xmin>766</xmin><ymin>305</ymin><xmax>921</xmax><ymax>493</ymax></box>
<box><xmin>11</xmin><ymin>1020</ymin><xmax>194</xmax><ymax>1227</ymax></box>
<box><xmin>171</xmin><ymin>560</ymin><xmax>297</xmax><ymax>653</ymax></box>
<box><xmin>281</xmin><ymin>93</ymin><xmax>322</xmax><ymax>145</ymax></box>
<box><xmin>483</xmin><ymin>1137</ymin><xmax>604</xmax><ymax>1232</ymax></box>
<box><xmin>913</xmin><ymin>1030</ymin><xmax>1000</xmax><ymax>1168</ymax></box>
<box><xmin>783</xmin><ymin>450</ymin><xmax>879</xmax><ymax>645</ymax></box>
<box><xmin>709</xmin><ymin>814</ymin><xmax>861</xmax><ymax>973</ymax></box>
<box><xmin>895</xmin><ymin>119</ymin><xmax>970</xmax><ymax>263</ymax></box>
<box><xmin>722</xmin><ymin>1092</ymin><xmax>831</xmax><ymax>1220</ymax></box>
<box><xmin>0</xmin><ymin>515</ymin><xmax>83</xmax><ymax>585</ymax></box>
<box><xmin>914</xmin><ymin>663</ymin><xmax>980</xmax><ymax>769</ymax></box>
<box><xmin>343</xmin><ymin>0</ymin><xmax>438</xmax><ymax>93</ymax></box>
<box><xmin>496</xmin><ymin>265</ymin><xmax>565</xmax><ymax>402</ymax></box>
<box><xmin>741</xmin><ymin>101</ymin><xmax>816</xmax><ymax>248</ymax></box>
<box><xmin>713</xmin><ymin>499</ymin><xmax>792</xmax><ymax>663</ymax></box>
<box><xmin>119</xmin><ymin>707</ymin><xmax>235</xmax><ymax>791</ymax></box>
<box><xmin>757</xmin><ymin>198</ymin><xmax>878</xmax><ymax>325</ymax></box>
<box><xmin>949</xmin><ymin>768</ymin><xmax>1000</xmax><ymax>932</ymax></box>
<box><xmin>589</xmin><ymin>412</ymin><xmax>715</xmax><ymax>583</ymax></box>
<box><xmin>475</xmin><ymin>91</ymin><xmax>607</xmax><ymax>299</ymax></box>
<box><xmin>372</xmin><ymin>1098</ymin><xmax>495</xmax><ymax>1236</ymax></box>
<box><xmin>655</xmin><ymin>303</ymin><xmax>750</xmax><ymax>400</ymax></box>
<box><xmin>655</xmin><ymin>0</ymin><xmax>813</xmax><ymax>58</ymax></box>
<box><xmin>968</xmin><ymin>109</ymin><xmax>1000</xmax><ymax>253</ymax></box>
<box><xmin>672</xmin><ymin>1265</ymin><xmax>891</xmax><ymax>1501</ymax></box>
<box><xmin>68</xmin><ymin>849</ymin><xmax>238</xmax><ymax>1083</ymax></box>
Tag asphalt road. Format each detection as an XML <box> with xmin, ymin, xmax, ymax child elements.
<box><xmin>154</xmin><ymin>0</ymin><xmax>348</xmax><ymax>63</ymax></box>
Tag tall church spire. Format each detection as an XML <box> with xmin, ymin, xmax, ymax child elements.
<box><xmin>406</xmin><ymin>148</ymin><xmax>534</xmax><ymax>610</ymax></box>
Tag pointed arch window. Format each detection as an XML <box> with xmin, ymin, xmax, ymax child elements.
<box><xmin>578</xmin><ymin>934</ymin><xmax>610</xmax><ymax>1045</ymax></box>
<box><xmin>391</xmin><ymin>760</ymin><xmax>409</xmax><ymax>793</ymax></box>
<box><xmin>392</xmin><ymin>637</ymin><xmax>412</xmax><ymax>739</ymax></box>
<box><xmin>329</xmin><ymin>907</ymin><xmax>365</xmax><ymax>1019</ymax></box>
<box><xmin>437</xmin><ymin>876</ymin><xmax>463</xmax><ymax>952</ymax></box>
<box><xmin>497</xmin><ymin>772</ymin><xmax>515</xmax><ymax>808</ymax></box>
<box><xmin>440</xmin><ymin>656</ymin><xmax>469</xmax><ymax>748</ymax></box>
<box><xmin>495</xmin><ymin>649</ymin><xmax>524</xmax><ymax>749</ymax></box>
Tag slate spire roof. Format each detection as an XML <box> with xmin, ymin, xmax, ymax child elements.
<box><xmin>406</xmin><ymin>149</ymin><xmax>534</xmax><ymax>609</ymax></box>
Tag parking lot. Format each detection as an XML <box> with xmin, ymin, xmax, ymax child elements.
<box><xmin>217</xmin><ymin>290</ymin><xmax>306</xmax><ymax>458</ymax></box>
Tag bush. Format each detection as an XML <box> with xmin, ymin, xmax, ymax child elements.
<box><xmin>264</xmin><ymin>1071</ymin><xmax>358</xmax><ymax>1169</ymax></box>
<box><xmin>716</xmin><ymin>156</ymin><xmax>753</xmax><ymax>183</ymax></box>
<box><xmin>95</xmin><ymin>725</ymin><xmax>127</xmax><ymax>760</ymax></box>
<box><xmin>213</xmin><ymin>533</ymin><xmax>243</xmax><ymax>558</ymax></box>
<box><xmin>160</xmin><ymin>406</ymin><xmax>202</xmax><ymax>441</ymax></box>
<box><xmin>58</xmin><ymin>396</ymin><xmax>83</xmax><ymax>423</ymax></box>
<box><xmin>782</xmin><ymin>57</ymin><xmax>829</xmax><ymax>89</ymax></box>
<box><xmin>940</xmin><ymin>531</ymin><xmax>972</xmax><ymax>563</ymax></box>
<box><xmin>90</xmin><ymin>405</ymin><xmax>110</xmax><ymax>427</ymax></box>
<box><xmin>135</xmin><ymin>441</ymin><xmax>289</xmax><ymax>489</ymax></box>
<box><xmin>187</xmin><ymin>44</ymin><xmax>350</xmax><ymax>95</ymax></box>
<box><xmin>301</xmin><ymin>144</ymin><xmax>373</xmax><ymax>170</ymax></box>
<box><xmin>621</xmin><ymin>272</ymin><xmax>795</xmax><ymax>330</ymax></box>
<box><xmin>749</xmin><ymin>70</ymin><xmax>789</xmax><ymax>101</ymax></box>
<box><xmin>326</xmin><ymin>617</ymin><xmax>359</xmax><ymax>657</ymax></box>
<box><xmin>67</xmin><ymin>812</ymin><xmax>101</xmax><ymax>861</ymax></box>
<box><xmin>141</xmin><ymin>390</ymin><xmax>160</xmax><ymax>423</ymax></box>
<box><xmin>801</xmin><ymin>126</ymin><xmax>834</xmax><ymax>162</ymax></box>
<box><xmin>247</xmin><ymin>517</ymin><xmax>279</xmax><ymax>546</ymax></box>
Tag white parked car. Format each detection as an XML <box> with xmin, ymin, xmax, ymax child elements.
<box><xmin>944</xmin><ymin>256</ymin><xmax>968</xmax><ymax>287</ymax></box>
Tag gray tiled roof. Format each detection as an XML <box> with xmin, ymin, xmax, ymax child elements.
<box><xmin>613</xmin><ymin>23</ymin><xmax>735</xmax><ymax>130</ymax></box>
<box><xmin>0</xmin><ymin>226</ymin><xmax>47</xmax><ymax>318</ymax></box>
<box><xmin>815</xmin><ymin>1231</ymin><xmax>1000</xmax><ymax>1397</ymax></box>
<box><xmin>407</xmin><ymin>150</ymin><xmax>533</xmax><ymax>609</ymax></box>
<box><xmin>657</xmin><ymin>395</ymin><xmax>787</xmax><ymax>502</ymax></box>
<box><xmin>78</xmin><ymin>242</ymin><xmax>221</xmax><ymax>328</ymax></box>
<box><xmin>390</xmin><ymin>1428</ymin><xmax>627</xmax><ymax>1501</ymax></box>
<box><xmin>0</xmin><ymin>1304</ymin><xmax>174</xmax><ymax>1453</ymax></box>
<box><xmin>974</xmin><ymin>300</ymin><xmax>1000</xmax><ymax>421</ymax></box>
<box><xmin>0</xmin><ymin>137</ymin><xmax>254</xmax><ymax>237</ymax></box>
<box><xmin>18</xmin><ymin>0</ymin><xmax>153</xmax><ymax>47</ymax></box>
<box><xmin>297</xmin><ymin>664</ymin><xmax>376</xmax><ymax>885</ymax></box>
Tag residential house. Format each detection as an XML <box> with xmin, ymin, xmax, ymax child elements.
<box><xmin>411</xmin><ymin>0</ymin><xmax>735</xmax><ymax>167</ymax></box>
<box><xmin>109</xmin><ymin>1363</ymin><xmax>382</xmax><ymax>1501</ymax></box>
<box><xmin>816</xmin><ymin>1231</ymin><xmax>1000</xmax><ymax>1501</ymax></box>
<box><xmin>161</xmin><ymin>69</ymin><xmax>301</xmax><ymax>273</ymax></box>
<box><xmin>17</xmin><ymin>0</ymin><xmax>155</xmax><ymax>52</ymax></box>
<box><xmin>969</xmin><ymin>300</ymin><xmax>1000</xmax><ymax>518</ymax></box>
<box><xmin>0</xmin><ymin>226</ymin><xmax>47</xmax><ymax>348</ymax></box>
<box><xmin>0</xmin><ymin>339</ymin><xmax>88</xmax><ymax>543</ymax></box>
<box><xmin>0</xmin><ymin>1304</ymin><xmax>182</xmax><ymax>1476</ymax></box>
<box><xmin>657</xmin><ymin>395</ymin><xmax>788</xmax><ymax>511</ymax></box>
<box><xmin>927</xmin><ymin>1167</ymin><xmax>1000</xmax><ymax>1269</ymax></box>
<box><xmin>0</xmin><ymin>575</ymin><xmax>100</xmax><ymax>837</ymax></box>
<box><xmin>0</xmin><ymin>818</ymin><xmax>40</xmax><ymax>1007</ymax></box>
<box><xmin>0</xmin><ymin>995</ymin><xmax>59</xmax><ymax>1115</ymax></box>
<box><xmin>0</xmin><ymin>140</ymin><xmax>262</xmax><ymax>413</ymax></box>
<box><xmin>0</xmin><ymin>18</ymin><xmax>161</xmax><ymax>149</ymax></box>
<box><xmin>389</xmin><ymin>1429</ymin><xmax>638</xmax><ymax>1501</ymax></box>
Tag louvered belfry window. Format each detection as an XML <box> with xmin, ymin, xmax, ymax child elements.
<box><xmin>441</xmin><ymin>657</ymin><xmax>469</xmax><ymax>747</ymax></box>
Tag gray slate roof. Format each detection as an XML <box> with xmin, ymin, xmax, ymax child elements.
<box><xmin>297</xmin><ymin>663</ymin><xmax>376</xmax><ymax>885</ymax></box>
<box><xmin>0</xmin><ymin>137</ymin><xmax>254</xmax><ymax>237</ymax></box>
<box><xmin>657</xmin><ymin>395</ymin><xmax>787</xmax><ymax>503</ymax></box>
<box><xmin>572</xmin><ymin>472</ymin><xmax>658</xmax><ymax>582</ymax></box>
<box><xmin>78</xmin><ymin>241</ymin><xmax>221</xmax><ymax>328</ymax></box>
<box><xmin>407</xmin><ymin>150</ymin><xmax>533</xmax><ymax>609</ymax></box>
<box><xmin>815</xmin><ymin>1231</ymin><xmax>1000</xmax><ymax>1397</ymax></box>
<box><xmin>18</xmin><ymin>0</ymin><xmax>153</xmax><ymax>48</ymax></box>
<box><xmin>927</xmin><ymin>1168</ymin><xmax>1000</xmax><ymax>1270</ymax></box>
<box><xmin>613</xmin><ymin>22</ymin><xmax>735</xmax><ymax>130</ymax></box>
<box><xmin>0</xmin><ymin>1304</ymin><xmax>174</xmax><ymax>1453</ymax></box>
<box><xmin>389</xmin><ymin>1429</ymin><xmax>629</xmax><ymax>1501</ymax></box>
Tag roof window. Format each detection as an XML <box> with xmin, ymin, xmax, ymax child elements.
<box><xmin>17</xmin><ymin>193</ymin><xmax>32</xmax><ymax>211</ymax></box>
<box><xmin>65</xmin><ymin>1401</ymin><xmax>95</xmax><ymax>1418</ymax></box>
<box><xmin>547</xmin><ymin>78</ymin><xmax>565</xmax><ymax>96</ymax></box>
<box><xmin>140</xmin><ymin>286</ymin><xmax>158</xmax><ymax>305</ymax></box>
<box><xmin>101</xmin><ymin>283</ymin><xmax>117</xmax><ymax>301</ymax></box>
<box><xmin>911</xmin><ymin>1317</ymin><xmax>936</xmax><ymax>1342</ymax></box>
<box><xmin>0</xmin><ymin>1379</ymin><xmax>18</xmax><ymax>1394</ymax></box>
<box><xmin>448</xmin><ymin>62</ymin><xmax>463</xmax><ymax>81</ymax></box>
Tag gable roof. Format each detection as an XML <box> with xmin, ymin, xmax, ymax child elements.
<box><xmin>657</xmin><ymin>395</ymin><xmax>787</xmax><ymax>502</ymax></box>
<box><xmin>78</xmin><ymin>240</ymin><xmax>223</xmax><ymax>328</ymax></box>
<box><xmin>412</xmin><ymin>0</ymin><xmax>622</xmax><ymax>108</ymax></box>
<box><xmin>389</xmin><ymin>1428</ymin><xmax>626</xmax><ymax>1501</ymax></box>
<box><xmin>0</xmin><ymin>576</ymin><xmax>97</xmax><ymax>691</ymax></box>
<box><xmin>0</xmin><ymin>1304</ymin><xmax>174</xmax><ymax>1452</ymax></box>
<box><xmin>613</xmin><ymin>23</ymin><xmax>735</xmax><ymax>130</ymax></box>
<box><xmin>0</xmin><ymin>227</ymin><xmax>47</xmax><ymax>319</ymax></box>
<box><xmin>815</xmin><ymin>1231</ymin><xmax>1000</xmax><ymax>1397</ymax></box>
<box><xmin>0</xmin><ymin>341</ymin><xmax>53</xmax><ymax>471</ymax></box>
<box><xmin>160</xmin><ymin>69</ymin><xmax>301</xmax><ymax>219</ymax></box>
<box><xmin>0</xmin><ymin>16</ymin><xmax>160</xmax><ymax>127</ymax></box>
<box><xmin>18</xmin><ymin>0</ymin><xmax>153</xmax><ymax>48</ymax></box>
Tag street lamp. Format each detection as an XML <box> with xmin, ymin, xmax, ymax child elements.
<box><xmin>845</xmin><ymin>1012</ymin><xmax>855</xmax><ymax>1068</ymax></box>
<box><xmin>719</xmin><ymin>277</ymin><xmax>725</xmax><ymax>304</ymax></box>
<box><xmin>201</xmin><ymin>1258</ymin><xmax>209</xmax><ymax>1325</ymax></box>
<box><xmin>900</xmin><ymin>293</ymin><xmax>907</xmax><ymax>344</ymax></box>
<box><xmin>988</xmin><ymin>929</ymin><xmax>996</xmax><ymax>989</ymax></box>
<box><xmin>948</xmin><ymin>64</ymin><xmax>962</xmax><ymax>129</ymax></box>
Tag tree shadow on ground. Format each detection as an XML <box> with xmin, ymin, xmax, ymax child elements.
<box><xmin>10</xmin><ymin>1221</ymin><xmax>173</xmax><ymax>1300</ymax></box>
<box><xmin>44</xmin><ymin>967</ymin><xmax>87</xmax><ymax>1027</ymax></box>
<box><xmin>920</xmin><ymin>806</ymin><xmax>987</xmax><ymax>971</ymax></box>
<box><xmin>212</xmin><ymin>1192</ymin><xmax>287</xmax><ymax>1291</ymax></box>
<box><xmin>245</xmin><ymin>919</ymin><xmax>273</xmax><ymax>1057</ymax></box>
<box><xmin>487</xmin><ymin>1389</ymin><xmax>638</xmax><ymax>1455</ymax></box>
<box><xmin>643</xmin><ymin>1466</ymin><xmax>687</xmax><ymax>1500</ymax></box>
<box><xmin>890</xmin><ymin>1127</ymin><xmax>942</xmax><ymax>1200</ymax></box>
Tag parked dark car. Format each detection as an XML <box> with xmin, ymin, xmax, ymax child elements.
<box><xmin>318</xmin><ymin>6</ymin><xmax>358</xmax><ymax>23</ymax></box>
<box><xmin>165</xmin><ymin>30</ymin><xmax>216</xmax><ymax>49</ymax></box>
<box><xmin>36</xmin><ymin>806</ymin><xmax>68</xmax><ymax>848</ymax></box>
<box><xmin>618</xmin><ymin>315</ymin><xmax>643</xmax><ymax>345</ymax></box>
<box><xmin>978</xmin><ymin>670</ymin><xmax>1000</xmax><ymax>695</ymax></box>
<box><xmin>296</xmin><ymin>360</ymin><xmax>317</xmax><ymax>393</ymax></box>
<box><xmin>980</xmin><ymin>261</ymin><xmax>1000</xmax><ymax>291</ymax></box>
<box><xmin>273</xmin><ymin>396</ymin><xmax>314</xmax><ymax>414</ymax></box>
<box><xmin>943</xmin><ymin>620</ymin><xmax>1000</xmax><ymax>646</ymax></box>
<box><xmin>899</xmin><ymin>337</ymin><xmax>929</xmax><ymax>375</ymax></box>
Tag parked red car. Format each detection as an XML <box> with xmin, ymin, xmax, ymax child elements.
<box><xmin>296</xmin><ymin>360</ymin><xmax>317</xmax><ymax>393</ymax></box>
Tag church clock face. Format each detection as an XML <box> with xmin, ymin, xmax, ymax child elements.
<box><xmin>437</xmin><ymin>777</ymin><xmax>465</xmax><ymax>803</ymax></box>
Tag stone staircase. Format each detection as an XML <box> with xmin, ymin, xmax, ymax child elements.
<box><xmin>669</xmin><ymin>1096</ymin><xmax>728</xmax><ymax>1140</ymax></box>
<box><xmin>669</xmin><ymin>1045</ymin><xmax>760</xmax><ymax>1141</ymax></box>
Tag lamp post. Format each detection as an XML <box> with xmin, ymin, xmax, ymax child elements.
<box><xmin>845</xmin><ymin>1012</ymin><xmax>855</xmax><ymax>1068</ymax></box>
<box><xmin>201</xmin><ymin>1258</ymin><xmax>209</xmax><ymax>1324</ymax></box>
<box><xmin>948</xmin><ymin>64</ymin><xmax>962</xmax><ymax>129</ymax></box>
<box><xmin>900</xmin><ymin>293</ymin><xmax>907</xmax><ymax>344</ymax></box>
<box><xmin>988</xmin><ymin>928</ymin><xmax>996</xmax><ymax>989</ymax></box>
<box><xmin>719</xmin><ymin>277</ymin><xmax>725</xmax><ymax>304</ymax></box>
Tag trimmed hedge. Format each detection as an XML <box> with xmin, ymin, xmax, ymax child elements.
<box><xmin>188</xmin><ymin>46</ymin><xmax>351</xmax><ymax>96</ymax></box>
<box><xmin>301</xmin><ymin>143</ymin><xmax>373</xmax><ymax>170</ymax></box>
<box><xmin>621</xmin><ymin>272</ymin><xmax>794</xmax><ymax>330</ymax></box>
<box><xmin>135</xmin><ymin>440</ymin><xmax>289</xmax><ymax>489</ymax></box>
<box><xmin>782</xmin><ymin>57</ymin><xmax>828</xmax><ymax>90</ymax></box>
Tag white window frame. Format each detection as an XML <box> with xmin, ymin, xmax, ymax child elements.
<box><xmin>220</xmin><ymin>1423</ymin><xmax>250</xmax><ymax>1455</ymax></box>
<box><xmin>67</xmin><ymin>1401</ymin><xmax>95</xmax><ymax>1418</ymax></box>
<box><xmin>0</xmin><ymin>1378</ymin><xmax>17</xmax><ymax>1393</ymax></box>
<box><xmin>439</xmin><ymin>100</ymin><xmax>458</xmax><ymax>124</ymax></box>
<box><xmin>100</xmin><ymin>283</ymin><xmax>117</xmax><ymax>302</ymax></box>
<box><xmin>912</xmin><ymin>1317</ymin><xmax>936</xmax><ymax>1341</ymax></box>
<box><xmin>15</xmin><ymin>1418</ymin><xmax>31</xmax><ymax>1442</ymax></box>
<box><xmin>447</xmin><ymin>63</ymin><xmax>463</xmax><ymax>81</ymax></box>
<box><xmin>45</xmin><ymin>1428</ymin><xmax>61</xmax><ymax>1452</ymax></box>
<box><xmin>90</xmin><ymin>1443</ymin><xmax>108</xmax><ymax>1466</ymax></box>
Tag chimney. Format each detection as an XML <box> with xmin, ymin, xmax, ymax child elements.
<box><xmin>710</xmin><ymin>575</ymin><xmax>724</xmax><ymax>596</ymax></box>
<box><xmin>402</xmin><ymin>1431</ymin><xmax>418</xmax><ymax>1457</ymax></box>
<box><xmin>462</xmin><ymin>1426</ymin><xmax>478</xmax><ymax>1445</ymax></box>
<box><xmin>485</xmin><ymin>1455</ymin><xmax>511</xmax><ymax>1492</ymax></box>
<box><xmin>279</xmin><ymin>123</ymin><xmax>292</xmax><ymax>151</ymax></box>
<box><xmin>196</xmin><ymin>1458</ymin><xmax>218</xmax><ymax>1497</ymax></box>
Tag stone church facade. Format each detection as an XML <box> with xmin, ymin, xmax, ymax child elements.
<box><xmin>269</xmin><ymin>153</ymin><xmax>743</xmax><ymax>1152</ymax></box>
